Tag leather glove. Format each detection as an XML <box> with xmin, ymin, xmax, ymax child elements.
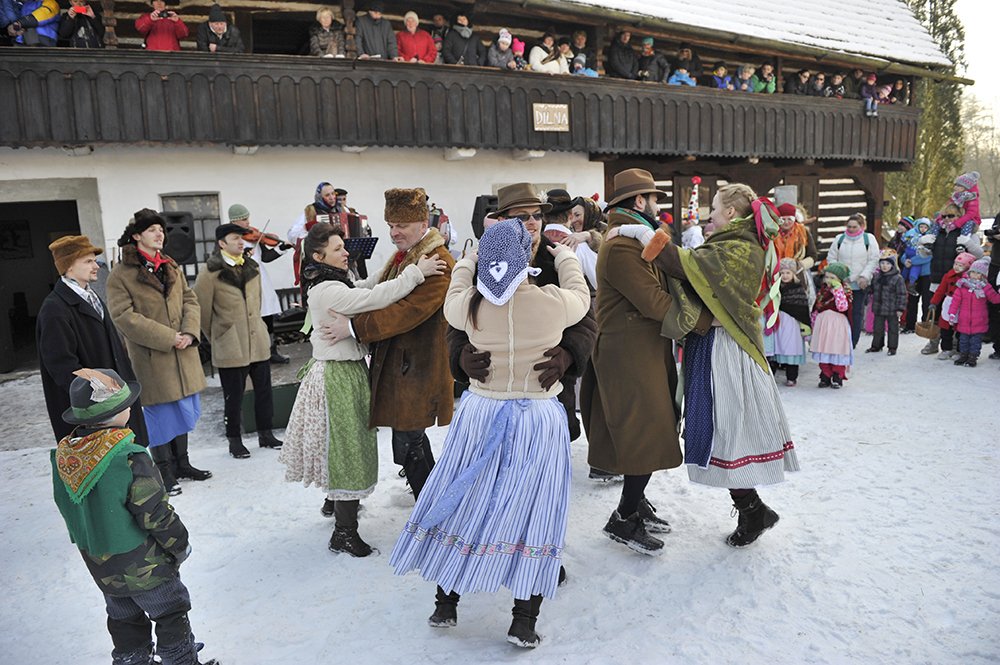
<box><xmin>459</xmin><ymin>343</ymin><xmax>490</xmax><ymax>382</ymax></box>
<box><xmin>534</xmin><ymin>346</ymin><xmax>573</xmax><ymax>391</ymax></box>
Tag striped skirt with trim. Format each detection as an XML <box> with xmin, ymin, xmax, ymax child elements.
<box><xmin>390</xmin><ymin>391</ymin><xmax>571</xmax><ymax>600</ymax></box>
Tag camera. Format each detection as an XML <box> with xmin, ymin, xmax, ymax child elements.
<box><xmin>158</xmin><ymin>9</ymin><xmax>174</xmax><ymax>17</ymax></box>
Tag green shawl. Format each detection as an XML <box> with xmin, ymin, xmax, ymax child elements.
<box><xmin>677</xmin><ymin>216</ymin><xmax>770</xmax><ymax>371</ymax></box>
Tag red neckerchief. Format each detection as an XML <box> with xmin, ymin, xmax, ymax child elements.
<box><xmin>137</xmin><ymin>248</ymin><xmax>169</xmax><ymax>271</ymax></box>
<box><xmin>392</xmin><ymin>250</ymin><xmax>408</xmax><ymax>267</ymax></box>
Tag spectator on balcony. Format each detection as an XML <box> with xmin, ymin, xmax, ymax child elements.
<box><xmin>637</xmin><ymin>37</ymin><xmax>670</xmax><ymax>83</ymax></box>
<box><xmin>889</xmin><ymin>79</ymin><xmax>908</xmax><ymax>104</ymax></box>
<box><xmin>355</xmin><ymin>1</ymin><xmax>400</xmax><ymax>60</ymax></box>
<box><xmin>571</xmin><ymin>30</ymin><xmax>596</xmax><ymax>71</ymax></box>
<box><xmin>135</xmin><ymin>0</ymin><xmax>187</xmax><ymax>52</ymax></box>
<box><xmin>396</xmin><ymin>11</ymin><xmax>435</xmax><ymax>63</ymax></box>
<box><xmin>606</xmin><ymin>30</ymin><xmax>638</xmax><ymax>80</ymax></box>
<box><xmin>430</xmin><ymin>13</ymin><xmax>448</xmax><ymax>61</ymax></box>
<box><xmin>4</xmin><ymin>0</ymin><xmax>59</xmax><ymax>46</ymax></box>
<box><xmin>860</xmin><ymin>72</ymin><xmax>879</xmax><ymax>117</ymax></box>
<box><xmin>750</xmin><ymin>62</ymin><xmax>776</xmax><ymax>93</ymax></box>
<box><xmin>784</xmin><ymin>69</ymin><xmax>810</xmax><ymax>95</ymax></box>
<box><xmin>511</xmin><ymin>38</ymin><xmax>529</xmax><ymax>70</ymax></box>
<box><xmin>309</xmin><ymin>6</ymin><xmax>345</xmax><ymax>57</ymax></box>
<box><xmin>58</xmin><ymin>0</ymin><xmax>104</xmax><ymax>48</ymax></box>
<box><xmin>807</xmin><ymin>71</ymin><xmax>826</xmax><ymax>96</ymax></box>
<box><xmin>824</xmin><ymin>71</ymin><xmax>846</xmax><ymax>99</ymax></box>
<box><xmin>527</xmin><ymin>30</ymin><xmax>558</xmax><ymax>73</ymax></box>
<box><xmin>710</xmin><ymin>62</ymin><xmax>734</xmax><ymax>90</ymax></box>
<box><xmin>843</xmin><ymin>67</ymin><xmax>865</xmax><ymax>99</ymax></box>
<box><xmin>667</xmin><ymin>63</ymin><xmax>696</xmax><ymax>86</ymax></box>
<box><xmin>556</xmin><ymin>37</ymin><xmax>574</xmax><ymax>69</ymax></box>
<box><xmin>571</xmin><ymin>52</ymin><xmax>598</xmax><ymax>77</ymax></box>
<box><xmin>196</xmin><ymin>4</ymin><xmax>244</xmax><ymax>54</ymax></box>
<box><xmin>487</xmin><ymin>28</ymin><xmax>515</xmax><ymax>70</ymax></box>
<box><xmin>675</xmin><ymin>43</ymin><xmax>703</xmax><ymax>78</ymax></box>
<box><xmin>732</xmin><ymin>65</ymin><xmax>754</xmax><ymax>92</ymax></box>
<box><xmin>442</xmin><ymin>11</ymin><xmax>484</xmax><ymax>65</ymax></box>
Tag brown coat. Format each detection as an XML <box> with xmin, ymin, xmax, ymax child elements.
<box><xmin>581</xmin><ymin>211</ymin><xmax>683</xmax><ymax>475</ymax></box>
<box><xmin>106</xmin><ymin>245</ymin><xmax>206</xmax><ymax>406</ymax></box>
<box><xmin>352</xmin><ymin>229</ymin><xmax>455</xmax><ymax>430</ymax></box>
<box><xmin>193</xmin><ymin>253</ymin><xmax>270</xmax><ymax>369</ymax></box>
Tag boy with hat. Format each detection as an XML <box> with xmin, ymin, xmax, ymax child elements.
<box><xmin>194</xmin><ymin>223</ymin><xmax>282</xmax><ymax>458</ymax></box>
<box><xmin>196</xmin><ymin>3</ymin><xmax>244</xmax><ymax>53</ymax></box>
<box><xmin>51</xmin><ymin>369</ymin><xmax>217</xmax><ymax>665</ymax></box>
<box><xmin>866</xmin><ymin>249</ymin><xmax>908</xmax><ymax>355</ymax></box>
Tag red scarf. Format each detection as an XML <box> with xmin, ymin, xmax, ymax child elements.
<box><xmin>137</xmin><ymin>248</ymin><xmax>169</xmax><ymax>271</ymax></box>
<box><xmin>392</xmin><ymin>250</ymin><xmax>408</xmax><ymax>267</ymax></box>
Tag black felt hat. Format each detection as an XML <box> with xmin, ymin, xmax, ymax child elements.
<box><xmin>62</xmin><ymin>369</ymin><xmax>141</xmax><ymax>426</ymax></box>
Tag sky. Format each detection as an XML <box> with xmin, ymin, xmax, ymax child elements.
<box><xmin>956</xmin><ymin>0</ymin><xmax>999</xmax><ymax>124</ymax></box>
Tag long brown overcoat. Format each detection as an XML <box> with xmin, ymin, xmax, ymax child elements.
<box><xmin>106</xmin><ymin>245</ymin><xmax>206</xmax><ymax>406</ymax></box>
<box><xmin>581</xmin><ymin>211</ymin><xmax>683</xmax><ymax>475</ymax></box>
<box><xmin>193</xmin><ymin>253</ymin><xmax>270</xmax><ymax>369</ymax></box>
<box><xmin>352</xmin><ymin>228</ymin><xmax>455</xmax><ymax>431</ymax></box>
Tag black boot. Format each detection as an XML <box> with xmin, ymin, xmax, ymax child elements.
<box><xmin>637</xmin><ymin>496</ymin><xmax>672</xmax><ymax>534</ymax></box>
<box><xmin>726</xmin><ymin>490</ymin><xmax>780</xmax><ymax>548</ymax></box>
<box><xmin>506</xmin><ymin>595</ymin><xmax>543</xmax><ymax>648</ymax></box>
<box><xmin>953</xmin><ymin>353</ymin><xmax>969</xmax><ymax>366</ymax></box>
<box><xmin>172</xmin><ymin>435</ymin><xmax>212</xmax><ymax>481</ymax></box>
<box><xmin>321</xmin><ymin>497</ymin><xmax>336</xmax><ymax>518</ymax></box>
<box><xmin>558</xmin><ymin>565</ymin><xmax>567</xmax><ymax>587</ymax></box>
<box><xmin>329</xmin><ymin>500</ymin><xmax>373</xmax><ymax>557</ymax></box>
<box><xmin>428</xmin><ymin>586</ymin><xmax>460</xmax><ymax>627</ymax></box>
<box><xmin>964</xmin><ymin>355</ymin><xmax>978</xmax><ymax>367</ymax></box>
<box><xmin>269</xmin><ymin>340</ymin><xmax>290</xmax><ymax>365</ymax></box>
<box><xmin>402</xmin><ymin>440</ymin><xmax>434</xmax><ymax>500</ymax></box>
<box><xmin>602</xmin><ymin>510</ymin><xmax>663</xmax><ymax>555</ymax></box>
<box><xmin>258</xmin><ymin>430</ymin><xmax>283</xmax><ymax>449</ymax></box>
<box><xmin>149</xmin><ymin>445</ymin><xmax>182</xmax><ymax>496</ymax></box>
<box><xmin>830</xmin><ymin>373</ymin><xmax>843</xmax><ymax>389</ymax></box>
<box><xmin>818</xmin><ymin>373</ymin><xmax>831</xmax><ymax>388</ymax></box>
<box><xmin>588</xmin><ymin>467</ymin><xmax>623</xmax><ymax>482</ymax></box>
<box><xmin>228</xmin><ymin>435</ymin><xmax>251</xmax><ymax>459</ymax></box>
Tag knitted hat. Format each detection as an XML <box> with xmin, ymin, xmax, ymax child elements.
<box><xmin>879</xmin><ymin>248</ymin><xmax>897</xmax><ymax>261</ymax></box>
<box><xmin>954</xmin><ymin>171</ymin><xmax>980</xmax><ymax>190</ymax></box>
<box><xmin>511</xmin><ymin>38</ymin><xmax>525</xmax><ymax>54</ymax></box>
<box><xmin>228</xmin><ymin>203</ymin><xmax>250</xmax><ymax>222</ymax></box>
<box><xmin>384</xmin><ymin>188</ymin><xmax>428</xmax><ymax>224</ymax></box>
<box><xmin>915</xmin><ymin>217</ymin><xmax>931</xmax><ymax>230</ymax></box>
<box><xmin>476</xmin><ymin>219</ymin><xmax>537</xmax><ymax>306</ymax></box>
<box><xmin>49</xmin><ymin>235</ymin><xmax>103</xmax><ymax>275</ymax></box>
<box><xmin>61</xmin><ymin>368</ymin><xmax>141</xmax><ymax>426</ymax></box>
<box><xmin>215</xmin><ymin>223</ymin><xmax>245</xmax><ymax>241</ymax></box>
<box><xmin>968</xmin><ymin>258</ymin><xmax>990</xmax><ymax>276</ymax></box>
<box><xmin>498</xmin><ymin>28</ymin><xmax>512</xmax><ymax>46</ymax></box>
<box><xmin>825</xmin><ymin>262</ymin><xmax>850</xmax><ymax>282</ymax></box>
<box><xmin>776</xmin><ymin>203</ymin><xmax>797</xmax><ymax>218</ymax></box>
<box><xmin>403</xmin><ymin>10</ymin><xmax>418</xmax><ymax>22</ymax></box>
<box><xmin>641</xmin><ymin>37</ymin><xmax>654</xmax><ymax>46</ymax></box>
<box><xmin>866</xmin><ymin>73</ymin><xmax>877</xmax><ymax>83</ymax></box>
<box><xmin>778</xmin><ymin>257</ymin><xmax>798</xmax><ymax>273</ymax></box>
<box><xmin>898</xmin><ymin>216</ymin><xmax>914</xmax><ymax>231</ymax></box>
<box><xmin>954</xmin><ymin>252</ymin><xmax>976</xmax><ymax>269</ymax></box>
<box><xmin>208</xmin><ymin>4</ymin><xmax>226</xmax><ymax>22</ymax></box>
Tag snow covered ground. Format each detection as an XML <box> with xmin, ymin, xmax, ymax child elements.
<box><xmin>1</xmin><ymin>333</ymin><xmax>998</xmax><ymax>665</ymax></box>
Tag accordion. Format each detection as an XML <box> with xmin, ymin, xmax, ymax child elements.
<box><xmin>315</xmin><ymin>212</ymin><xmax>366</xmax><ymax>238</ymax></box>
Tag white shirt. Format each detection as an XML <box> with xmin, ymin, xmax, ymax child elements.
<box><xmin>62</xmin><ymin>276</ymin><xmax>104</xmax><ymax>318</ymax></box>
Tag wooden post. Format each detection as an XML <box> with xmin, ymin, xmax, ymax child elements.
<box><xmin>101</xmin><ymin>0</ymin><xmax>117</xmax><ymax>48</ymax></box>
<box><xmin>343</xmin><ymin>0</ymin><xmax>357</xmax><ymax>58</ymax></box>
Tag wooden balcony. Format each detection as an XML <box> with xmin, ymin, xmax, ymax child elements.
<box><xmin>0</xmin><ymin>50</ymin><xmax>919</xmax><ymax>165</ymax></box>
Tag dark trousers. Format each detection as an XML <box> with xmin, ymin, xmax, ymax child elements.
<box><xmin>989</xmin><ymin>264</ymin><xmax>1000</xmax><ymax>353</ymax></box>
<box><xmin>958</xmin><ymin>333</ymin><xmax>983</xmax><ymax>358</ymax></box>
<box><xmin>104</xmin><ymin>577</ymin><xmax>193</xmax><ymax>664</ymax></box>
<box><xmin>218</xmin><ymin>360</ymin><xmax>273</xmax><ymax>437</ymax></box>
<box><xmin>904</xmin><ymin>275</ymin><xmax>931</xmax><ymax>330</ymax></box>
<box><xmin>392</xmin><ymin>428</ymin><xmax>435</xmax><ymax>499</ymax></box>
<box><xmin>939</xmin><ymin>327</ymin><xmax>959</xmax><ymax>352</ymax></box>
<box><xmin>850</xmin><ymin>288</ymin><xmax>868</xmax><ymax>348</ymax></box>
<box><xmin>871</xmin><ymin>313</ymin><xmax>900</xmax><ymax>350</ymax></box>
<box><xmin>618</xmin><ymin>473</ymin><xmax>650</xmax><ymax>517</ymax></box>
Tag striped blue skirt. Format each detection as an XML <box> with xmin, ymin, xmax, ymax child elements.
<box><xmin>143</xmin><ymin>394</ymin><xmax>201</xmax><ymax>448</ymax></box>
<box><xmin>390</xmin><ymin>391</ymin><xmax>571</xmax><ymax>600</ymax></box>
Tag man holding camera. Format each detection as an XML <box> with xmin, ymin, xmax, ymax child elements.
<box><xmin>135</xmin><ymin>0</ymin><xmax>187</xmax><ymax>51</ymax></box>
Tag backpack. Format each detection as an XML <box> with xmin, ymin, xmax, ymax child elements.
<box><xmin>836</xmin><ymin>233</ymin><xmax>870</xmax><ymax>250</ymax></box>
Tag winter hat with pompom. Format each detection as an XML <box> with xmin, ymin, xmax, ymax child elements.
<box><xmin>779</xmin><ymin>257</ymin><xmax>798</xmax><ymax>273</ymax></box>
<box><xmin>498</xmin><ymin>29</ymin><xmax>512</xmax><ymax>46</ymax></box>
<box><xmin>968</xmin><ymin>258</ymin><xmax>990</xmax><ymax>276</ymax></box>
<box><xmin>954</xmin><ymin>171</ymin><xmax>980</xmax><ymax>190</ymax></box>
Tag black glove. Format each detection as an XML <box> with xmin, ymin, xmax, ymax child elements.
<box><xmin>459</xmin><ymin>343</ymin><xmax>490</xmax><ymax>382</ymax></box>
<box><xmin>533</xmin><ymin>346</ymin><xmax>572</xmax><ymax>391</ymax></box>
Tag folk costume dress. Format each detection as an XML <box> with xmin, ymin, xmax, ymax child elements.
<box><xmin>763</xmin><ymin>279</ymin><xmax>811</xmax><ymax>367</ymax></box>
<box><xmin>810</xmin><ymin>281</ymin><xmax>854</xmax><ymax>368</ymax></box>
<box><xmin>390</xmin><ymin>221</ymin><xmax>591</xmax><ymax>600</ymax></box>
<box><xmin>620</xmin><ymin>201</ymin><xmax>800</xmax><ymax>488</ymax></box>
<box><xmin>278</xmin><ymin>262</ymin><xmax>427</xmax><ymax>499</ymax></box>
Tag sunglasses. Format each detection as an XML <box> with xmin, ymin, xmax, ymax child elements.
<box><xmin>508</xmin><ymin>213</ymin><xmax>543</xmax><ymax>222</ymax></box>
<box><xmin>941</xmin><ymin>214</ymin><xmax>956</xmax><ymax>219</ymax></box>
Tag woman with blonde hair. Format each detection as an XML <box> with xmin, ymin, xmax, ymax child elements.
<box><xmin>309</xmin><ymin>6</ymin><xmax>345</xmax><ymax>57</ymax></box>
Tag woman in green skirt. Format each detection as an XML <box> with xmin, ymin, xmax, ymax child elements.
<box><xmin>279</xmin><ymin>223</ymin><xmax>446</xmax><ymax>556</ymax></box>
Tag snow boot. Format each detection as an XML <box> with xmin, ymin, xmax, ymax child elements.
<box><xmin>964</xmin><ymin>356</ymin><xmax>978</xmax><ymax>367</ymax></box>
<box><xmin>257</xmin><ymin>430</ymin><xmax>283</xmax><ymax>449</ymax></box>
<box><xmin>321</xmin><ymin>498</ymin><xmax>336</xmax><ymax>518</ymax></box>
<box><xmin>558</xmin><ymin>565</ymin><xmax>567</xmax><ymax>587</ymax></box>
<box><xmin>150</xmin><ymin>444</ymin><xmax>182</xmax><ymax>496</ymax></box>
<box><xmin>637</xmin><ymin>496</ymin><xmax>672</xmax><ymax>534</ymax></box>
<box><xmin>920</xmin><ymin>338</ymin><xmax>939</xmax><ymax>355</ymax></box>
<box><xmin>818</xmin><ymin>373</ymin><xmax>831</xmax><ymax>388</ymax></box>
<box><xmin>831</xmin><ymin>373</ymin><xmax>843</xmax><ymax>389</ymax></box>
<box><xmin>953</xmin><ymin>353</ymin><xmax>969</xmax><ymax>366</ymax></box>
<box><xmin>603</xmin><ymin>510</ymin><xmax>664</xmax><ymax>555</ymax></box>
<box><xmin>588</xmin><ymin>467</ymin><xmax>623</xmax><ymax>482</ymax></box>
<box><xmin>506</xmin><ymin>595</ymin><xmax>543</xmax><ymax>648</ymax></box>
<box><xmin>172</xmin><ymin>436</ymin><xmax>212</xmax><ymax>481</ymax></box>
<box><xmin>227</xmin><ymin>436</ymin><xmax>251</xmax><ymax>459</ymax></box>
<box><xmin>329</xmin><ymin>500</ymin><xmax>373</xmax><ymax>557</ymax></box>
<box><xmin>428</xmin><ymin>586</ymin><xmax>460</xmax><ymax>627</ymax></box>
<box><xmin>937</xmin><ymin>349</ymin><xmax>956</xmax><ymax>360</ymax></box>
<box><xmin>726</xmin><ymin>491</ymin><xmax>779</xmax><ymax>548</ymax></box>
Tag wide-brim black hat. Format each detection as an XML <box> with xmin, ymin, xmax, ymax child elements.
<box><xmin>546</xmin><ymin>188</ymin><xmax>583</xmax><ymax>215</ymax></box>
<box><xmin>62</xmin><ymin>369</ymin><xmax>142</xmax><ymax>426</ymax></box>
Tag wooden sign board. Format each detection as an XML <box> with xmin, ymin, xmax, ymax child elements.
<box><xmin>533</xmin><ymin>103</ymin><xmax>569</xmax><ymax>132</ymax></box>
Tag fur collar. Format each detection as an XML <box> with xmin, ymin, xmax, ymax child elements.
<box><xmin>119</xmin><ymin>244</ymin><xmax>179</xmax><ymax>295</ymax></box>
<box><xmin>378</xmin><ymin>228</ymin><xmax>445</xmax><ymax>282</ymax></box>
<box><xmin>205</xmin><ymin>251</ymin><xmax>259</xmax><ymax>290</ymax></box>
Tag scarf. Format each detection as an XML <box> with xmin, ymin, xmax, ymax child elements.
<box><xmin>609</xmin><ymin>206</ymin><xmax>658</xmax><ymax>230</ymax></box>
<box><xmin>55</xmin><ymin>428</ymin><xmax>136</xmax><ymax>504</ymax></box>
<box><xmin>951</xmin><ymin>189</ymin><xmax>976</xmax><ymax>208</ymax></box>
<box><xmin>301</xmin><ymin>261</ymin><xmax>354</xmax><ymax>294</ymax></box>
<box><xmin>137</xmin><ymin>248</ymin><xmax>169</xmax><ymax>271</ymax></box>
<box><xmin>454</xmin><ymin>25</ymin><xmax>472</xmax><ymax>39</ymax></box>
<box><xmin>221</xmin><ymin>249</ymin><xmax>245</xmax><ymax>266</ymax></box>
<box><xmin>956</xmin><ymin>276</ymin><xmax>986</xmax><ymax>298</ymax></box>
<box><xmin>313</xmin><ymin>181</ymin><xmax>335</xmax><ymax>215</ymax></box>
<box><xmin>773</xmin><ymin>222</ymin><xmax>809</xmax><ymax>261</ymax></box>
<box><xmin>844</xmin><ymin>226</ymin><xmax>863</xmax><ymax>238</ymax></box>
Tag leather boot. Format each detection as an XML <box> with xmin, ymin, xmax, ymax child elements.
<box><xmin>257</xmin><ymin>430</ymin><xmax>283</xmax><ymax>449</ymax></box>
<box><xmin>402</xmin><ymin>438</ymin><xmax>434</xmax><ymax>500</ymax></box>
<box><xmin>726</xmin><ymin>490</ymin><xmax>780</xmax><ymax>548</ymax></box>
<box><xmin>329</xmin><ymin>500</ymin><xmax>373</xmax><ymax>557</ymax></box>
<box><xmin>228</xmin><ymin>436</ymin><xmax>251</xmax><ymax>459</ymax></box>
<box><xmin>506</xmin><ymin>595</ymin><xmax>543</xmax><ymax>648</ymax></box>
<box><xmin>172</xmin><ymin>435</ymin><xmax>212</xmax><ymax>481</ymax></box>
<box><xmin>603</xmin><ymin>510</ymin><xmax>663</xmax><ymax>555</ymax></box>
<box><xmin>428</xmin><ymin>586</ymin><xmax>460</xmax><ymax>627</ymax></box>
<box><xmin>637</xmin><ymin>496</ymin><xmax>672</xmax><ymax>534</ymax></box>
<box><xmin>149</xmin><ymin>444</ymin><xmax>181</xmax><ymax>496</ymax></box>
<box><xmin>269</xmin><ymin>340</ymin><xmax>290</xmax><ymax>364</ymax></box>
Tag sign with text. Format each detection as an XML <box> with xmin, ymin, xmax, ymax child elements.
<box><xmin>532</xmin><ymin>103</ymin><xmax>569</xmax><ymax>132</ymax></box>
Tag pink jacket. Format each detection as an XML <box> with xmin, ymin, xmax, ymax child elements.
<box><xmin>947</xmin><ymin>281</ymin><xmax>1000</xmax><ymax>334</ymax></box>
<box><xmin>953</xmin><ymin>184</ymin><xmax>981</xmax><ymax>231</ymax></box>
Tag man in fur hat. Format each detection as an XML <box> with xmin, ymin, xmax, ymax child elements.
<box><xmin>37</xmin><ymin>235</ymin><xmax>150</xmax><ymax>446</ymax></box>
<box><xmin>194</xmin><ymin>223</ymin><xmax>283</xmax><ymax>459</ymax></box>
<box><xmin>322</xmin><ymin>188</ymin><xmax>455</xmax><ymax>499</ymax></box>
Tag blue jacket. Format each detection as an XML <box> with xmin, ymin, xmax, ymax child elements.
<box><xmin>668</xmin><ymin>70</ymin><xmax>696</xmax><ymax>86</ymax></box>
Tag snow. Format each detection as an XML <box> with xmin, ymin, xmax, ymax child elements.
<box><xmin>2</xmin><ymin>333</ymin><xmax>998</xmax><ymax>664</ymax></box>
<box><xmin>559</xmin><ymin>0</ymin><xmax>952</xmax><ymax>68</ymax></box>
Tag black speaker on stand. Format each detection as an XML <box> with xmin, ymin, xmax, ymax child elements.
<box><xmin>160</xmin><ymin>211</ymin><xmax>196</xmax><ymax>265</ymax></box>
<box><xmin>471</xmin><ymin>194</ymin><xmax>498</xmax><ymax>240</ymax></box>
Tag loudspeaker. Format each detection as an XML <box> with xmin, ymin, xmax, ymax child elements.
<box><xmin>471</xmin><ymin>194</ymin><xmax>498</xmax><ymax>239</ymax></box>
<box><xmin>160</xmin><ymin>211</ymin><xmax>196</xmax><ymax>264</ymax></box>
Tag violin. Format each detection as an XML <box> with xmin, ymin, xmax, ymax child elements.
<box><xmin>242</xmin><ymin>227</ymin><xmax>291</xmax><ymax>250</ymax></box>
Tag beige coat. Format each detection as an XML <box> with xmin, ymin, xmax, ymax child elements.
<box><xmin>580</xmin><ymin>212</ymin><xmax>683</xmax><ymax>475</ymax></box>
<box><xmin>193</xmin><ymin>253</ymin><xmax>270</xmax><ymax>369</ymax></box>
<box><xmin>445</xmin><ymin>251</ymin><xmax>590</xmax><ymax>399</ymax></box>
<box><xmin>106</xmin><ymin>245</ymin><xmax>206</xmax><ymax>406</ymax></box>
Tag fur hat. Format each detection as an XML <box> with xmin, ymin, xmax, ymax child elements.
<box><xmin>49</xmin><ymin>235</ymin><xmax>103</xmax><ymax>275</ymax></box>
<box><xmin>968</xmin><ymin>257</ymin><xmax>990</xmax><ymax>276</ymax></box>
<box><xmin>954</xmin><ymin>252</ymin><xmax>976</xmax><ymax>269</ymax></box>
<box><xmin>776</xmin><ymin>203</ymin><xmax>797</xmax><ymax>218</ymax></box>
<box><xmin>118</xmin><ymin>209</ymin><xmax>165</xmax><ymax>247</ymax></box>
<box><xmin>954</xmin><ymin>171</ymin><xmax>980</xmax><ymax>190</ymax></box>
<box><xmin>384</xmin><ymin>188</ymin><xmax>428</xmax><ymax>224</ymax></box>
<box><xmin>778</xmin><ymin>257</ymin><xmax>798</xmax><ymax>273</ymax></box>
<box><xmin>228</xmin><ymin>203</ymin><xmax>250</xmax><ymax>222</ymax></box>
<box><xmin>825</xmin><ymin>262</ymin><xmax>850</xmax><ymax>282</ymax></box>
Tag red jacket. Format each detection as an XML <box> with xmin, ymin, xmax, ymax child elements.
<box><xmin>396</xmin><ymin>29</ymin><xmax>437</xmax><ymax>63</ymax></box>
<box><xmin>930</xmin><ymin>269</ymin><xmax>963</xmax><ymax>329</ymax></box>
<box><xmin>135</xmin><ymin>12</ymin><xmax>189</xmax><ymax>51</ymax></box>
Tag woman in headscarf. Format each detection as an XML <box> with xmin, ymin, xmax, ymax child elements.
<box><xmin>287</xmin><ymin>181</ymin><xmax>341</xmax><ymax>286</ymax></box>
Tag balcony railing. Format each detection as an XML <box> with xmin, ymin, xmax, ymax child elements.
<box><xmin>0</xmin><ymin>50</ymin><xmax>919</xmax><ymax>163</ymax></box>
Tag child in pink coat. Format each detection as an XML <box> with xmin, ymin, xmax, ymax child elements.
<box><xmin>947</xmin><ymin>258</ymin><xmax>1000</xmax><ymax>367</ymax></box>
